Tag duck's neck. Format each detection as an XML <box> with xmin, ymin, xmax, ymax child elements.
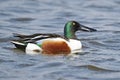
<box><xmin>64</xmin><ymin>23</ymin><xmax>76</xmax><ymax>39</ymax></box>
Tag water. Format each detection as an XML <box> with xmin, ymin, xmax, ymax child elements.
<box><xmin>0</xmin><ymin>0</ymin><xmax>120</xmax><ymax>80</ymax></box>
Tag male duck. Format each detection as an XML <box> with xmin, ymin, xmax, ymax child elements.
<box><xmin>11</xmin><ymin>21</ymin><xmax>97</xmax><ymax>55</ymax></box>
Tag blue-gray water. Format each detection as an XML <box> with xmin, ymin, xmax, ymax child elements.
<box><xmin>0</xmin><ymin>0</ymin><xmax>120</xmax><ymax>80</ymax></box>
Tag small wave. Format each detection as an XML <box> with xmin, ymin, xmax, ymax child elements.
<box><xmin>8</xmin><ymin>17</ymin><xmax>35</xmax><ymax>23</ymax></box>
<box><xmin>0</xmin><ymin>37</ymin><xmax>13</xmax><ymax>43</ymax></box>
<box><xmin>74</xmin><ymin>65</ymin><xmax>119</xmax><ymax>72</ymax></box>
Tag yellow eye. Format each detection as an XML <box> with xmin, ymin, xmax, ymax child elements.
<box><xmin>73</xmin><ymin>22</ymin><xmax>75</xmax><ymax>25</ymax></box>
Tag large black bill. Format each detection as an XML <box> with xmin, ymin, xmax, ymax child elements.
<box><xmin>80</xmin><ymin>24</ymin><xmax>97</xmax><ymax>32</ymax></box>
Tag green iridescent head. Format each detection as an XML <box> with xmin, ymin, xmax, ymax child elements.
<box><xmin>64</xmin><ymin>21</ymin><xmax>97</xmax><ymax>39</ymax></box>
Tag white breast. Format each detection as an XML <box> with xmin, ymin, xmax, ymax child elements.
<box><xmin>67</xmin><ymin>39</ymin><xmax>82</xmax><ymax>53</ymax></box>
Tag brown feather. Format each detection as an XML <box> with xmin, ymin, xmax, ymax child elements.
<box><xmin>41</xmin><ymin>40</ymin><xmax>71</xmax><ymax>55</ymax></box>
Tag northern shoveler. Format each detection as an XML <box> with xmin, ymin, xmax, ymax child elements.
<box><xmin>11</xmin><ymin>21</ymin><xmax>97</xmax><ymax>55</ymax></box>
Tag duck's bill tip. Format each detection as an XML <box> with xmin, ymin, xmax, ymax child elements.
<box><xmin>80</xmin><ymin>24</ymin><xmax>97</xmax><ymax>32</ymax></box>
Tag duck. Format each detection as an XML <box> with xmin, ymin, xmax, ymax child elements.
<box><xmin>11</xmin><ymin>21</ymin><xmax>97</xmax><ymax>55</ymax></box>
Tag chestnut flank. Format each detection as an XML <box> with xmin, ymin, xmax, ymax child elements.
<box><xmin>41</xmin><ymin>40</ymin><xmax>71</xmax><ymax>55</ymax></box>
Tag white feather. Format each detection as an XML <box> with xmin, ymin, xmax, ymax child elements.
<box><xmin>11</xmin><ymin>41</ymin><xmax>25</xmax><ymax>46</ymax></box>
<box><xmin>67</xmin><ymin>39</ymin><xmax>82</xmax><ymax>53</ymax></box>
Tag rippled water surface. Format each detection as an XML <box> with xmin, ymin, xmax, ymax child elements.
<box><xmin>0</xmin><ymin>0</ymin><xmax>120</xmax><ymax>80</ymax></box>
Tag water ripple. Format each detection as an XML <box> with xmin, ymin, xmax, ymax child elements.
<box><xmin>0</xmin><ymin>0</ymin><xmax>120</xmax><ymax>80</ymax></box>
<box><xmin>8</xmin><ymin>17</ymin><xmax>35</xmax><ymax>23</ymax></box>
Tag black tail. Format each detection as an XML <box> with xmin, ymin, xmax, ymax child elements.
<box><xmin>11</xmin><ymin>41</ymin><xmax>26</xmax><ymax>51</ymax></box>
